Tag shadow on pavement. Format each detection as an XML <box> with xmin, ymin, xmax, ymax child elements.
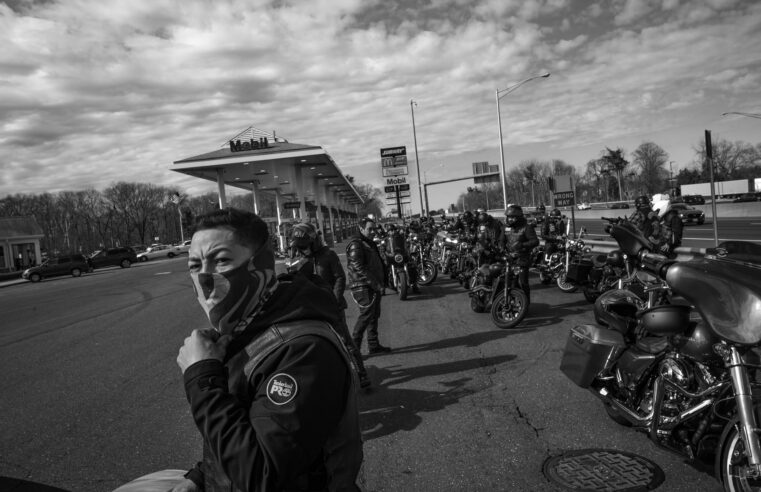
<box><xmin>390</xmin><ymin>330</ymin><xmax>517</xmax><ymax>355</ymax></box>
<box><xmin>358</xmin><ymin>354</ymin><xmax>515</xmax><ymax>440</ymax></box>
<box><xmin>0</xmin><ymin>477</ymin><xmax>72</xmax><ymax>492</ymax></box>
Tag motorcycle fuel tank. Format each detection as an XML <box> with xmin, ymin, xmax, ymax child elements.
<box><xmin>672</xmin><ymin>319</ymin><xmax>722</xmax><ymax>363</ymax></box>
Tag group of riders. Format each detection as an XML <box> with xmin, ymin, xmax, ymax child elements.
<box><xmin>284</xmin><ymin>193</ymin><xmax>684</xmax><ymax>319</ymax></box>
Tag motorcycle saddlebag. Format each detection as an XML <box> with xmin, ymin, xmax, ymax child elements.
<box><xmin>560</xmin><ymin>324</ymin><xmax>625</xmax><ymax>388</ymax></box>
<box><xmin>566</xmin><ymin>259</ymin><xmax>593</xmax><ymax>284</ymax></box>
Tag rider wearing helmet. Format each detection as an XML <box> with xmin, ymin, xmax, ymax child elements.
<box><xmin>541</xmin><ymin>209</ymin><xmax>566</xmax><ymax>257</ymax></box>
<box><xmin>628</xmin><ymin>195</ymin><xmax>662</xmax><ymax>245</ymax></box>
<box><xmin>289</xmin><ymin>222</ymin><xmax>371</xmax><ymax>387</ymax></box>
<box><xmin>498</xmin><ymin>204</ymin><xmax>539</xmax><ymax>304</ymax></box>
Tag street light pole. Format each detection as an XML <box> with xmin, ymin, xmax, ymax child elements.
<box><xmin>496</xmin><ymin>72</ymin><xmax>550</xmax><ymax>211</ymax></box>
<box><xmin>410</xmin><ymin>99</ymin><xmax>425</xmax><ymax>216</ymax></box>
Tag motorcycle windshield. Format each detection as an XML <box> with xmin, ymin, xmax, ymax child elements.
<box><xmin>667</xmin><ymin>258</ymin><xmax>761</xmax><ymax>345</ymax></box>
<box><xmin>385</xmin><ymin>234</ymin><xmax>407</xmax><ymax>253</ymax></box>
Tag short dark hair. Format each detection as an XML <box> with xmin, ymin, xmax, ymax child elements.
<box><xmin>359</xmin><ymin>217</ymin><xmax>376</xmax><ymax>229</ymax></box>
<box><xmin>194</xmin><ymin>207</ymin><xmax>269</xmax><ymax>251</ymax></box>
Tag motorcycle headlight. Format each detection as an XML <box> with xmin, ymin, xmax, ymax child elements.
<box><xmin>394</xmin><ymin>254</ymin><xmax>404</xmax><ymax>263</ymax></box>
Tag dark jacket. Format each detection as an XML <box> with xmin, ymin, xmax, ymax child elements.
<box><xmin>498</xmin><ymin>218</ymin><xmax>539</xmax><ymax>266</ymax></box>
<box><xmin>183</xmin><ymin>274</ymin><xmax>362</xmax><ymax>492</ymax></box>
<box><xmin>310</xmin><ymin>246</ymin><xmax>348</xmax><ymax>309</ymax></box>
<box><xmin>346</xmin><ymin>234</ymin><xmax>385</xmax><ymax>291</ymax></box>
<box><xmin>541</xmin><ymin>219</ymin><xmax>566</xmax><ymax>242</ymax></box>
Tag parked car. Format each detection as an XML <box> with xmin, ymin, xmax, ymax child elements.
<box><xmin>733</xmin><ymin>193</ymin><xmax>759</xmax><ymax>203</ymax></box>
<box><xmin>172</xmin><ymin>239</ymin><xmax>192</xmax><ymax>255</ymax></box>
<box><xmin>577</xmin><ymin>202</ymin><xmax>591</xmax><ymax>210</ymax></box>
<box><xmin>682</xmin><ymin>194</ymin><xmax>706</xmax><ymax>205</ymax></box>
<box><xmin>136</xmin><ymin>244</ymin><xmax>180</xmax><ymax>262</ymax></box>
<box><xmin>610</xmin><ymin>202</ymin><xmax>630</xmax><ymax>209</ymax></box>
<box><xmin>670</xmin><ymin>204</ymin><xmax>705</xmax><ymax>225</ymax></box>
<box><xmin>22</xmin><ymin>254</ymin><xmax>91</xmax><ymax>282</ymax></box>
<box><xmin>88</xmin><ymin>247</ymin><xmax>138</xmax><ymax>269</ymax></box>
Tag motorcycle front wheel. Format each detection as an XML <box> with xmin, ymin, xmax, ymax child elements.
<box><xmin>557</xmin><ymin>271</ymin><xmax>578</xmax><ymax>293</ymax></box>
<box><xmin>397</xmin><ymin>272</ymin><xmax>408</xmax><ymax>300</ymax></box>
<box><xmin>490</xmin><ymin>289</ymin><xmax>528</xmax><ymax>329</ymax></box>
<box><xmin>718</xmin><ymin>422</ymin><xmax>761</xmax><ymax>491</ymax></box>
<box><xmin>418</xmin><ymin>260</ymin><xmax>438</xmax><ymax>285</ymax></box>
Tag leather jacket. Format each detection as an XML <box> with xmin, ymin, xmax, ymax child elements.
<box><xmin>310</xmin><ymin>246</ymin><xmax>348</xmax><ymax>309</ymax></box>
<box><xmin>346</xmin><ymin>234</ymin><xmax>385</xmax><ymax>291</ymax></box>
<box><xmin>498</xmin><ymin>218</ymin><xmax>539</xmax><ymax>266</ymax></box>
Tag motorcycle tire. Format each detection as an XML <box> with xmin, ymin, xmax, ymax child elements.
<box><xmin>583</xmin><ymin>287</ymin><xmax>600</xmax><ymax>303</ymax></box>
<box><xmin>717</xmin><ymin>417</ymin><xmax>761</xmax><ymax>491</ymax></box>
<box><xmin>490</xmin><ymin>289</ymin><xmax>528</xmax><ymax>329</ymax></box>
<box><xmin>397</xmin><ymin>272</ymin><xmax>408</xmax><ymax>300</ymax></box>
<box><xmin>418</xmin><ymin>260</ymin><xmax>438</xmax><ymax>285</ymax></box>
<box><xmin>470</xmin><ymin>296</ymin><xmax>486</xmax><ymax>313</ymax></box>
<box><xmin>556</xmin><ymin>271</ymin><xmax>578</xmax><ymax>293</ymax></box>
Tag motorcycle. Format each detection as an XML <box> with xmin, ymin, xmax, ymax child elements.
<box><xmin>384</xmin><ymin>231</ymin><xmax>417</xmax><ymax>300</ymax></box>
<box><xmin>468</xmin><ymin>252</ymin><xmax>529</xmax><ymax>329</ymax></box>
<box><xmin>409</xmin><ymin>232</ymin><xmax>438</xmax><ymax>286</ymax></box>
<box><xmin>560</xmin><ymin>220</ymin><xmax>761</xmax><ymax>491</ymax></box>
<box><xmin>568</xmin><ymin>218</ymin><xmax>657</xmax><ymax>303</ymax></box>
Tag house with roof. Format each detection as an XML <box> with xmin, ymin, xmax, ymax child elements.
<box><xmin>0</xmin><ymin>216</ymin><xmax>44</xmax><ymax>272</ymax></box>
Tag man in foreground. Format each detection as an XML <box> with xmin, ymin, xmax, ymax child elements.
<box><xmin>174</xmin><ymin>208</ymin><xmax>362</xmax><ymax>492</ymax></box>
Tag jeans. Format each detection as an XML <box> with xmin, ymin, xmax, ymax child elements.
<box><xmin>351</xmin><ymin>288</ymin><xmax>383</xmax><ymax>350</ymax></box>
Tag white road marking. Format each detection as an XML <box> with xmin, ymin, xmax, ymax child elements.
<box><xmin>683</xmin><ymin>237</ymin><xmax>761</xmax><ymax>242</ymax></box>
<box><xmin>155</xmin><ymin>272</ymin><xmax>171</xmax><ymax>275</ymax></box>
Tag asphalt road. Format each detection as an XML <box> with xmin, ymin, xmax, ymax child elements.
<box><xmin>0</xmin><ymin>255</ymin><xmax>726</xmax><ymax>491</ymax></box>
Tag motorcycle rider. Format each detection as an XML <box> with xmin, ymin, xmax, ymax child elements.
<box><xmin>628</xmin><ymin>195</ymin><xmax>662</xmax><ymax>245</ymax></box>
<box><xmin>541</xmin><ymin>209</ymin><xmax>566</xmax><ymax>258</ymax></box>
<box><xmin>288</xmin><ymin>223</ymin><xmax>371</xmax><ymax>388</ymax></box>
<box><xmin>498</xmin><ymin>204</ymin><xmax>539</xmax><ymax>304</ymax></box>
<box><xmin>653</xmin><ymin>196</ymin><xmax>683</xmax><ymax>258</ymax></box>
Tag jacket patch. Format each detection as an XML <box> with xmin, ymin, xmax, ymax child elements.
<box><xmin>266</xmin><ymin>373</ymin><xmax>298</xmax><ymax>405</ymax></box>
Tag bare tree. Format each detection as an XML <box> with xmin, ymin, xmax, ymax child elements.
<box><xmin>692</xmin><ymin>135</ymin><xmax>760</xmax><ymax>180</ymax></box>
<box><xmin>631</xmin><ymin>142</ymin><xmax>669</xmax><ymax>196</ymax></box>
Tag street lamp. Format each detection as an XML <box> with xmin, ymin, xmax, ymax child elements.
<box><xmin>722</xmin><ymin>112</ymin><xmax>761</xmax><ymax>119</ymax></box>
<box><xmin>496</xmin><ymin>72</ymin><xmax>550</xmax><ymax>210</ymax></box>
<box><xmin>410</xmin><ymin>99</ymin><xmax>425</xmax><ymax>216</ymax></box>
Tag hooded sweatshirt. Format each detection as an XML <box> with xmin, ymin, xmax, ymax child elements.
<box><xmin>182</xmin><ymin>273</ymin><xmax>362</xmax><ymax>492</ymax></box>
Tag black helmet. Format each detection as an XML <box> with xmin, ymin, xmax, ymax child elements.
<box><xmin>463</xmin><ymin>211</ymin><xmax>474</xmax><ymax>222</ymax></box>
<box><xmin>550</xmin><ymin>209</ymin><xmax>561</xmax><ymax>219</ymax></box>
<box><xmin>537</xmin><ymin>204</ymin><xmax>546</xmax><ymax>213</ymax></box>
<box><xmin>635</xmin><ymin>195</ymin><xmax>651</xmax><ymax>210</ymax></box>
<box><xmin>476</xmin><ymin>212</ymin><xmax>490</xmax><ymax>224</ymax></box>
<box><xmin>505</xmin><ymin>204</ymin><xmax>524</xmax><ymax>227</ymax></box>
<box><xmin>505</xmin><ymin>204</ymin><xmax>524</xmax><ymax>218</ymax></box>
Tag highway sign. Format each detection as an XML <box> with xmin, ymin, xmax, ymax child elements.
<box><xmin>553</xmin><ymin>191</ymin><xmax>575</xmax><ymax>207</ymax></box>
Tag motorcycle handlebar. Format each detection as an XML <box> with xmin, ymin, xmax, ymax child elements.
<box><xmin>638</xmin><ymin>250</ymin><xmax>674</xmax><ymax>280</ymax></box>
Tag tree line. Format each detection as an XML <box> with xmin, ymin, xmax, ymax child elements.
<box><xmin>1</xmin><ymin>179</ymin><xmax>384</xmax><ymax>256</ymax></box>
<box><xmin>452</xmin><ymin>134</ymin><xmax>761</xmax><ymax>211</ymax></box>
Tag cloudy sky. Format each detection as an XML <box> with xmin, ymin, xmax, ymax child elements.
<box><xmin>2</xmin><ymin>0</ymin><xmax>760</xmax><ymax>213</ymax></box>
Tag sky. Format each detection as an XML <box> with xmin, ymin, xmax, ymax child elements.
<box><xmin>1</xmin><ymin>0</ymin><xmax>760</xmax><ymax>214</ymax></box>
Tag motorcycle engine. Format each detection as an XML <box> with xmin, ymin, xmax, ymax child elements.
<box><xmin>659</xmin><ymin>357</ymin><xmax>693</xmax><ymax>389</ymax></box>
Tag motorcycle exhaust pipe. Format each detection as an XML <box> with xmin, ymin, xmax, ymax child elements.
<box><xmin>595</xmin><ymin>379</ymin><xmax>659</xmax><ymax>427</ymax></box>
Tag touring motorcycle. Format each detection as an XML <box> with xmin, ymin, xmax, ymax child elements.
<box><xmin>409</xmin><ymin>231</ymin><xmax>437</xmax><ymax>286</ymax></box>
<box><xmin>560</xmin><ymin>221</ymin><xmax>761</xmax><ymax>491</ymax></box>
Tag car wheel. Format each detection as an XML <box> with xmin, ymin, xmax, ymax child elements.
<box><xmin>139</xmin><ymin>256</ymin><xmax>148</xmax><ymax>262</ymax></box>
<box><xmin>120</xmin><ymin>259</ymin><xmax>131</xmax><ymax>268</ymax></box>
<box><xmin>71</xmin><ymin>268</ymin><xmax>82</xmax><ymax>277</ymax></box>
<box><xmin>30</xmin><ymin>273</ymin><xmax>41</xmax><ymax>282</ymax></box>
<box><xmin>167</xmin><ymin>252</ymin><xmax>175</xmax><ymax>258</ymax></box>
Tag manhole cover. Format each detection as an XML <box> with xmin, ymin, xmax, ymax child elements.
<box><xmin>543</xmin><ymin>449</ymin><xmax>665</xmax><ymax>491</ymax></box>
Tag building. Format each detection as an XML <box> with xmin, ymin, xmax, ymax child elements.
<box><xmin>0</xmin><ymin>216</ymin><xmax>44</xmax><ymax>272</ymax></box>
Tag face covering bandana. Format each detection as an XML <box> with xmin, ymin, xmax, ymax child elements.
<box><xmin>190</xmin><ymin>246</ymin><xmax>278</xmax><ymax>335</ymax></box>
